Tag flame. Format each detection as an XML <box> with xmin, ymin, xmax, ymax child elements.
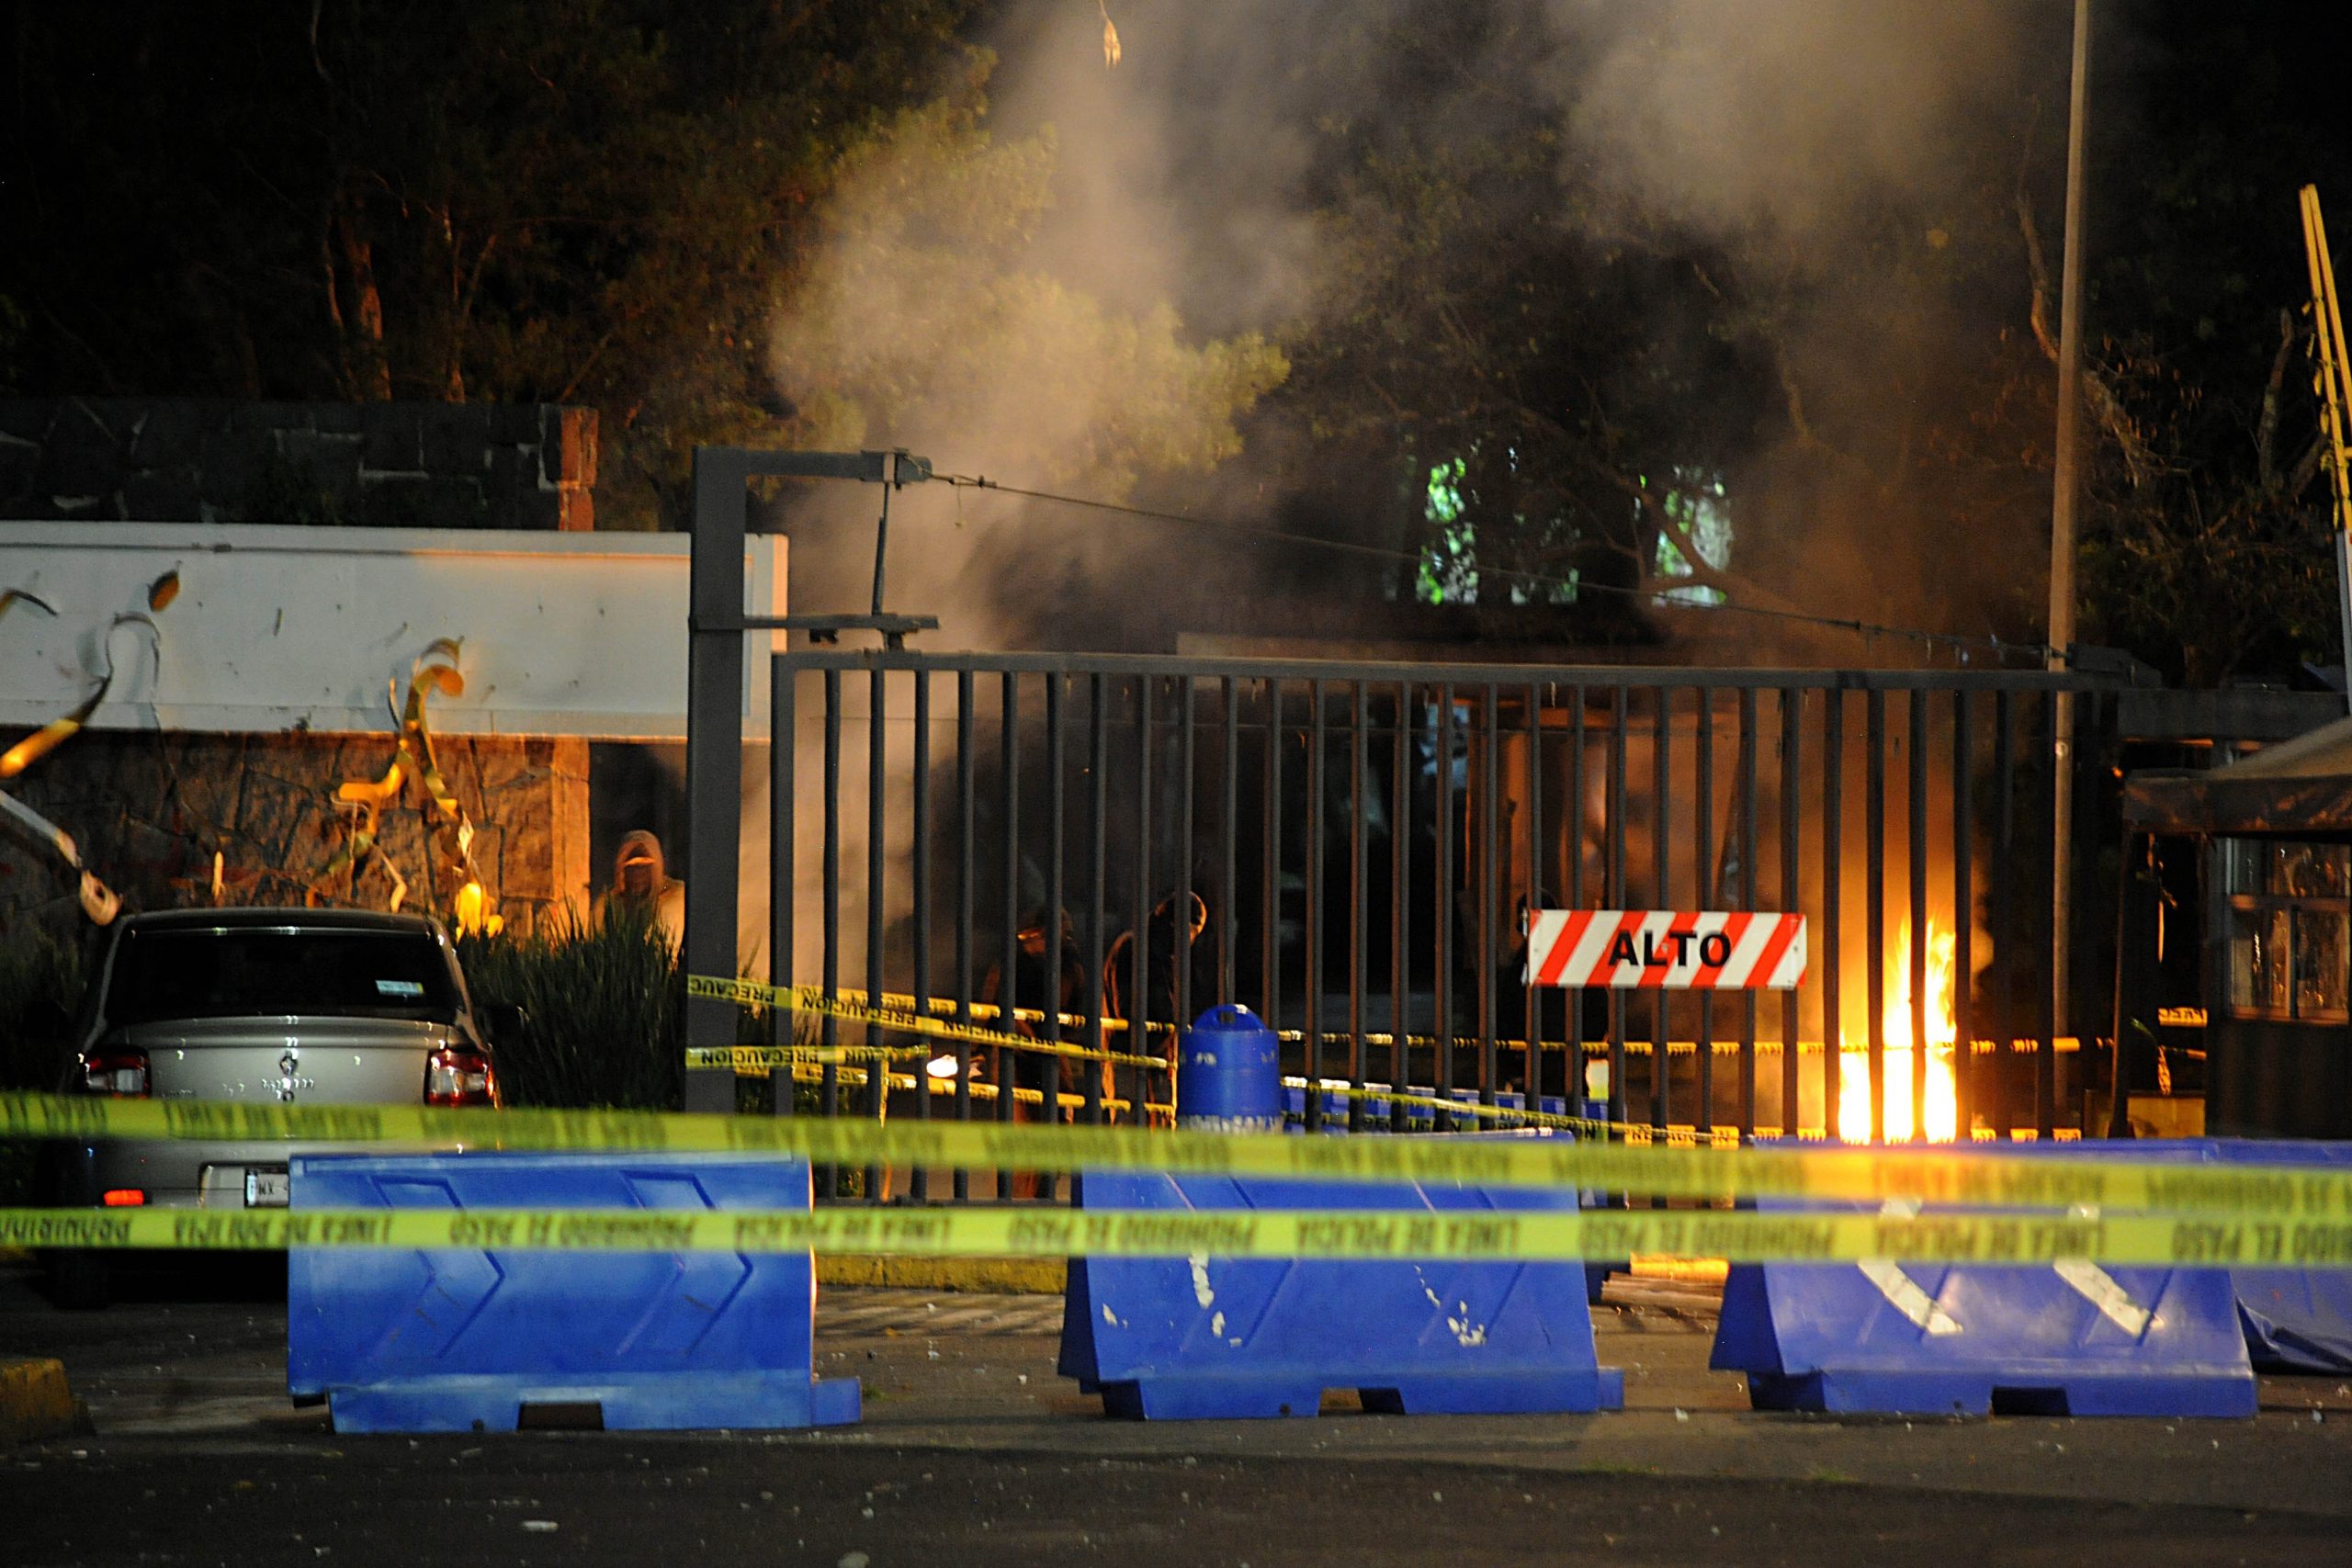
<box><xmin>1838</xmin><ymin>918</ymin><xmax>1959</xmax><ymax>1143</ymax></box>
<box><xmin>451</xmin><ymin>879</ymin><xmax>503</xmax><ymax>938</ymax></box>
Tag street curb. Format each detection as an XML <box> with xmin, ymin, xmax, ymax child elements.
<box><xmin>817</xmin><ymin>1255</ymin><xmax>1065</xmax><ymax>1294</ymax></box>
<box><xmin>1</xmin><ymin>1358</ymin><xmax>83</xmax><ymax>1443</ymax></box>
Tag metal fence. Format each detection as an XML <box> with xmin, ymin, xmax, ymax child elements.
<box><xmin>713</xmin><ymin>651</ymin><xmax>2116</xmax><ymax>1198</ymax></box>
<box><xmin>673</xmin><ymin>450</ymin><xmax>2122</xmax><ymax>1201</ymax></box>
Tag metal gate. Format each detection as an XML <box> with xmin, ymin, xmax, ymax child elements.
<box><xmin>675</xmin><ymin>453</ymin><xmax>2121</xmax><ymax>1201</ymax></box>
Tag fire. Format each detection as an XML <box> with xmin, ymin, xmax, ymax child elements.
<box><xmin>1838</xmin><ymin>918</ymin><xmax>1960</xmax><ymax>1143</ymax></box>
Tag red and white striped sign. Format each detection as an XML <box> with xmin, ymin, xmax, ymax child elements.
<box><xmin>1524</xmin><ymin>909</ymin><xmax>1807</xmax><ymax>990</ymax></box>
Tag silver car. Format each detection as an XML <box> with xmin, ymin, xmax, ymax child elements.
<box><xmin>40</xmin><ymin>907</ymin><xmax>510</xmax><ymax>1305</ymax></box>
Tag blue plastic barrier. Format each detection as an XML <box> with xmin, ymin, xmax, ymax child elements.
<box><xmin>1057</xmin><ymin>1163</ymin><xmax>1623</xmax><ymax>1419</ymax></box>
<box><xmin>1710</xmin><ymin>1141</ymin><xmax>2256</xmax><ymax>1418</ymax></box>
<box><xmin>2211</xmin><ymin>1139</ymin><xmax>2352</xmax><ymax>1374</ymax></box>
<box><xmin>287</xmin><ymin>1151</ymin><xmax>860</xmax><ymax>1434</ymax></box>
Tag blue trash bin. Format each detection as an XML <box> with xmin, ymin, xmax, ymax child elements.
<box><xmin>1176</xmin><ymin>1004</ymin><xmax>1282</xmax><ymax>1133</ymax></box>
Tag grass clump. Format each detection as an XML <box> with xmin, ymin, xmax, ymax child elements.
<box><xmin>456</xmin><ymin>908</ymin><xmax>684</xmax><ymax>1111</ymax></box>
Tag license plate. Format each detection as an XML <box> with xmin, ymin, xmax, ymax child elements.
<box><xmin>244</xmin><ymin>1168</ymin><xmax>290</xmax><ymax>1207</ymax></box>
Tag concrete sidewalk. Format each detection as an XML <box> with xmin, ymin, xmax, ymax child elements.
<box><xmin>5</xmin><ymin>1258</ymin><xmax>2350</xmax><ymax>1565</ymax></box>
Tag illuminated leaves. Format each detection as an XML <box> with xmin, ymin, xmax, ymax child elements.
<box><xmin>315</xmin><ymin>638</ymin><xmax>499</xmax><ymax>934</ymax></box>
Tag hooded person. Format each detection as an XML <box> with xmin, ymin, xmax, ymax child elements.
<box><xmin>594</xmin><ymin>829</ymin><xmax>685</xmax><ymax>951</ymax></box>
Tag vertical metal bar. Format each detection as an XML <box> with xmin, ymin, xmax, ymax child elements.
<box><xmin>1696</xmin><ymin>686</ymin><xmax>1715</xmax><ymax>1136</ymax></box>
<box><xmin>821</xmin><ymin>670</ymin><xmax>842</xmax><ymax>1197</ymax></box>
<box><xmin>1480</xmin><ymin>684</ymin><xmax>1500</xmax><ymax>1112</ymax></box>
<box><xmin>1608</xmin><ymin>686</ymin><xmax>1628</xmax><ymax>1131</ymax></box>
<box><xmin>1262</xmin><ymin>681</ymin><xmax>1282</xmax><ymax>1028</ymax></box>
<box><xmin>1780</xmin><ymin>688</ymin><xmax>1801</xmax><ymax>1137</ymax></box>
<box><xmin>996</xmin><ymin>673</ymin><xmax>1020</xmax><ymax>1198</ymax></box>
<box><xmin>1127</xmin><ymin>675</ymin><xmax>1153</xmax><ymax>1125</ymax></box>
<box><xmin>1305</xmin><ymin>679</ymin><xmax>1326</xmax><ymax>1132</ymax></box>
<box><xmin>1222</xmin><ymin>678</ymin><xmax>1239</xmax><ymax>1008</ymax></box>
<box><xmin>1436</xmin><ymin>683</ymin><xmax>1456</xmax><ymax>1130</ymax></box>
<box><xmin>1087</xmin><ymin>674</ymin><xmax>1110</xmax><ymax>1132</ymax></box>
<box><xmin>1951</xmin><ymin>689</ymin><xmax>1973</xmax><ymax>1145</ymax></box>
<box><xmin>954</xmin><ymin>670</ymin><xmax>974</xmax><ymax>1198</ymax></box>
<box><xmin>1524</xmin><ymin>680</ymin><xmax>1543</xmax><ymax>1111</ymax></box>
<box><xmin>1991</xmin><ymin>690</ymin><xmax>2016</xmax><ymax>1138</ymax></box>
<box><xmin>770</xmin><ymin>656</ymin><xmax>797</xmax><ymax>1122</ymax></box>
<box><xmin>1043</xmin><ymin>674</ymin><xmax>1068</xmax><ymax>1179</ymax></box>
<box><xmin>1177</xmin><ymin>678</ymin><xmax>1198</xmax><ymax>1063</ymax></box>
<box><xmin>864</xmin><ymin>669</ymin><xmax>888</xmax><ymax>1200</ymax></box>
<box><xmin>1822</xmin><ymin>688</ymin><xmax>1844</xmax><ymax>1145</ymax></box>
<box><xmin>1908</xmin><ymin>689</ymin><xmax>1928</xmax><ymax>1143</ymax></box>
<box><xmin>1391</xmin><ymin>682</ymin><xmax>1411</xmax><ymax>1132</ymax></box>
<box><xmin>2109</xmin><ymin>822</ymin><xmax>2147</xmax><ymax>1139</ymax></box>
<box><xmin>1866</xmin><ymin>689</ymin><xmax>1886</xmax><ymax>1145</ymax></box>
<box><xmin>1738</xmin><ymin>686</ymin><xmax>1759</xmax><ymax>1135</ymax></box>
<box><xmin>2038</xmin><ymin>692</ymin><xmax>2059</xmax><ymax>1139</ymax></box>
<box><xmin>1651</xmin><ymin>685</ymin><xmax>1672</xmax><ymax>1135</ymax></box>
<box><xmin>1350</xmin><ymin>681</ymin><xmax>1370</xmax><ymax>1132</ymax></box>
<box><xmin>910</xmin><ymin>669</ymin><xmax>932</xmax><ymax>1201</ymax></box>
<box><xmin>1569</xmin><ymin>685</ymin><xmax>1588</xmax><ymax>1113</ymax></box>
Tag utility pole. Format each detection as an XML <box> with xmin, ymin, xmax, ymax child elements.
<box><xmin>2048</xmin><ymin>0</ymin><xmax>2092</xmax><ymax>1096</ymax></box>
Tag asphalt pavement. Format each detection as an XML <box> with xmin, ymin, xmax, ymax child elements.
<box><xmin>4</xmin><ymin>1257</ymin><xmax>2349</xmax><ymax>1567</ymax></box>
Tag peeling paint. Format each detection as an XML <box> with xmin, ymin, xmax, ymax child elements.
<box><xmin>1188</xmin><ymin>1251</ymin><xmax>1215</xmax><ymax>1309</ymax></box>
<box><xmin>1445</xmin><ymin>1314</ymin><xmax>1488</xmax><ymax>1348</ymax></box>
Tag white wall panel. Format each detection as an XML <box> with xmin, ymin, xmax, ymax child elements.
<box><xmin>0</xmin><ymin>522</ymin><xmax>782</xmax><ymax>739</ymax></box>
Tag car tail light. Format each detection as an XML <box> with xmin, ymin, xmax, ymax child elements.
<box><xmin>78</xmin><ymin>1047</ymin><xmax>150</xmax><ymax>1098</ymax></box>
<box><xmin>101</xmin><ymin>1189</ymin><xmax>147</xmax><ymax>1207</ymax></box>
<box><xmin>424</xmin><ymin>1044</ymin><xmax>497</xmax><ymax>1107</ymax></box>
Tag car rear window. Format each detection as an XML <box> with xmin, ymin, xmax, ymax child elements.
<box><xmin>102</xmin><ymin>927</ymin><xmax>464</xmax><ymax>1026</ymax></box>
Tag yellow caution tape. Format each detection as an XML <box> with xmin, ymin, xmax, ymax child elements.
<box><xmin>690</xmin><ymin>980</ymin><xmax>2046</xmax><ymax>1148</ymax></box>
<box><xmin>773</xmin><ymin>1058</ymin><xmax>1174</xmax><ymax>1121</ymax></box>
<box><xmin>3</xmin><ymin>1203</ymin><xmax>2346</xmax><ymax>1269</ymax></box>
<box><xmin>686</xmin><ymin>976</ymin><xmax>1169</xmax><ymax>1072</ymax></box>
<box><xmin>6</xmin><ymin>1092</ymin><xmax>2350</xmax><ymax>1223</ymax></box>
<box><xmin>684</xmin><ymin>976</ymin><xmax>2085</xmax><ymax>1076</ymax></box>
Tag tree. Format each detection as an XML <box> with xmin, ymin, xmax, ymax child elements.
<box><xmin>2057</xmin><ymin>3</ymin><xmax>2352</xmax><ymax>686</ymax></box>
<box><xmin>2</xmin><ymin>1</ymin><xmax>979</xmax><ymax>525</ymax></box>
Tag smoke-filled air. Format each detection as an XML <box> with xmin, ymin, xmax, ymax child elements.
<box><xmin>763</xmin><ymin>0</ymin><xmax>2076</xmax><ymax>660</ymax></box>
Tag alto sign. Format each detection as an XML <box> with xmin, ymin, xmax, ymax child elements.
<box><xmin>1523</xmin><ymin>910</ymin><xmax>1807</xmax><ymax>991</ymax></box>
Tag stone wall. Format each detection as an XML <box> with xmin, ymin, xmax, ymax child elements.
<box><xmin>0</xmin><ymin>730</ymin><xmax>591</xmax><ymax>940</ymax></box>
<box><xmin>0</xmin><ymin>398</ymin><xmax>596</xmax><ymax>531</ymax></box>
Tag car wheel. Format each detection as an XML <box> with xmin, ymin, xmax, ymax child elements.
<box><xmin>47</xmin><ymin>1249</ymin><xmax>112</xmax><ymax>1311</ymax></box>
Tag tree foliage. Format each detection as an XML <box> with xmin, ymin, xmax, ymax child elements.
<box><xmin>1268</xmin><ymin>1</ymin><xmax>2347</xmax><ymax>674</ymax></box>
<box><xmin>4</xmin><ymin>1</ymin><xmax>972</xmax><ymax>525</ymax></box>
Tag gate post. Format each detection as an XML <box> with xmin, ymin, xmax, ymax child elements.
<box><xmin>684</xmin><ymin>448</ymin><xmax>752</xmax><ymax>1113</ymax></box>
<box><xmin>682</xmin><ymin>448</ymin><xmax>937</xmax><ymax>1115</ymax></box>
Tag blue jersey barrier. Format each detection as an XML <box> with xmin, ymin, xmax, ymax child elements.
<box><xmin>2210</xmin><ymin>1139</ymin><xmax>2352</xmax><ymax>1374</ymax></box>
<box><xmin>1057</xmin><ymin>1161</ymin><xmax>1623</xmax><ymax>1420</ymax></box>
<box><xmin>287</xmin><ymin>1151</ymin><xmax>860</xmax><ymax>1434</ymax></box>
<box><xmin>1709</xmin><ymin>1140</ymin><xmax>2256</xmax><ymax>1418</ymax></box>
